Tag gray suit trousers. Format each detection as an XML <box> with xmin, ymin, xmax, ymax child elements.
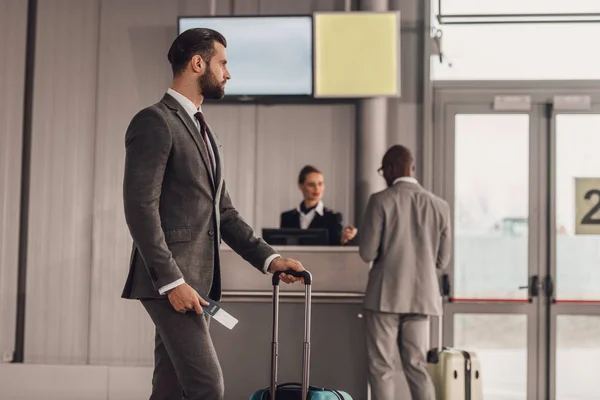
<box><xmin>141</xmin><ymin>299</ymin><xmax>224</xmax><ymax>400</ymax></box>
<box><xmin>365</xmin><ymin>311</ymin><xmax>435</xmax><ymax>400</ymax></box>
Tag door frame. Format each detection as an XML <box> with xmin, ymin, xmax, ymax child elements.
<box><xmin>434</xmin><ymin>101</ymin><xmax>545</xmax><ymax>400</ymax></box>
<box><xmin>430</xmin><ymin>81</ymin><xmax>600</xmax><ymax>400</ymax></box>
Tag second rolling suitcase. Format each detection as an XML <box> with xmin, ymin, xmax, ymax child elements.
<box><xmin>427</xmin><ymin>316</ymin><xmax>483</xmax><ymax>400</ymax></box>
<box><xmin>249</xmin><ymin>270</ymin><xmax>353</xmax><ymax>400</ymax></box>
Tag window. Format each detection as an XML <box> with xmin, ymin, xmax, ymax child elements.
<box><xmin>431</xmin><ymin>0</ymin><xmax>600</xmax><ymax>80</ymax></box>
<box><xmin>437</xmin><ymin>0</ymin><xmax>600</xmax><ymax>15</ymax></box>
<box><xmin>454</xmin><ymin>115</ymin><xmax>529</xmax><ymax>299</ymax></box>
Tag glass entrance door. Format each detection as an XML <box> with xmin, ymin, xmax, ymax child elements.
<box><xmin>551</xmin><ymin>112</ymin><xmax>600</xmax><ymax>400</ymax></box>
<box><xmin>435</xmin><ymin>104</ymin><xmax>543</xmax><ymax>400</ymax></box>
<box><xmin>433</xmin><ymin>87</ymin><xmax>600</xmax><ymax>400</ymax></box>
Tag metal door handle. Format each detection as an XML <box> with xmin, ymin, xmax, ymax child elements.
<box><xmin>519</xmin><ymin>276</ymin><xmax>540</xmax><ymax>298</ymax></box>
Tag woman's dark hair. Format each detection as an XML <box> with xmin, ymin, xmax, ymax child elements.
<box><xmin>167</xmin><ymin>28</ymin><xmax>227</xmax><ymax>76</ymax></box>
<box><xmin>298</xmin><ymin>165</ymin><xmax>322</xmax><ymax>184</ymax></box>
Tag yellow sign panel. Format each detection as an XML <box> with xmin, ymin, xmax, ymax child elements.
<box><xmin>314</xmin><ymin>12</ymin><xmax>400</xmax><ymax>98</ymax></box>
<box><xmin>575</xmin><ymin>178</ymin><xmax>600</xmax><ymax>235</ymax></box>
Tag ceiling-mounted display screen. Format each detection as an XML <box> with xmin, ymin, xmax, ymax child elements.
<box><xmin>313</xmin><ymin>11</ymin><xmax>401</xmax><ymax>98</ymax></box>
<box><xmin>178</xmin><ymin>16</ymin><xmax>313</xmax><ymax>99</ymax></box>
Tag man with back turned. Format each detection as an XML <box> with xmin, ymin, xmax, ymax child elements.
<box><xmin>121</xmin><ymin>28</ymin><xmax>305</xmax><ymax>400</ymax></box>
<box><xmin>359</xmin><ymin>145</ymin><xmax>452</xmax><ymax>400</ymax></box>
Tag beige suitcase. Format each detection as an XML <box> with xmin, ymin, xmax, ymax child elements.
<box><xmin>427</xmin><ymin>317</ymin><xmax>483</xmax><ymax>400</ymax></box>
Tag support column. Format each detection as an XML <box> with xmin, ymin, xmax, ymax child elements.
<box><xmin>387</xmin><ymin>0</ymin><xmax>427</xmax><ymax>185</ymax></box>
<box><xmin>355</xmin><ymin>0</ymin><xmax>390</xmax><ymax>227</ymax></box>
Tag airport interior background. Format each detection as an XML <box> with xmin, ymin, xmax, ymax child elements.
<box><xmin>1</xmin><ymin>0</ymin><xmax>600</xmax><ymax>399</ymax></box>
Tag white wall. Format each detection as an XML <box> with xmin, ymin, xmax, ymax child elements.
<box><xmin>25</xmin><ymin>0</ymin><xmax>100</xmax><ymax>364</ymax></box>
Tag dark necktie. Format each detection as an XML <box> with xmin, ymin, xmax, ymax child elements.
<box><xmin>194</xmin><ymin>111</ymin><xmax>215</xmax><ymax>176</ymax></box>
<box><xmin>300</xmin><ymin>202</ymin><xmax>317</xmax><ymax>214</ymax></box>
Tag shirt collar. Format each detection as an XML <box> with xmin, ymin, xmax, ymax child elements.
<box><xmin>297</xmin><ymin>200</ymin><xmax>324</xmax><ymax>216</ymax></box>
<box><xmin>393</xmin><ymin>176</ymin><xmax>419</xmax><ymax>185</ymax></box>
<box><xmin>167</xmin><ymin>88</ymin><xmax>202</xmax><ymax>121</ymax></box>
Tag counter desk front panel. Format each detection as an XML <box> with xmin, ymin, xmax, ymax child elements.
<box><xmin>219</xmin><ymin>245</ymin><xmax>368</xmax><ymax>293</ymax></box>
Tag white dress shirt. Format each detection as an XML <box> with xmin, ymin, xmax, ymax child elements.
<box><xmin>158</xmin><ymin>88</ymin><xmax>280</xmax><ymax>295</ymax></box>
<box><xmin>166</xmin><ymin>88</ymin><xmax>216</xmax><ymax>175</ymax></box>
<box><xmin>297</xmin><ymin>200</ymin><xmax>325</xmax><ymax>229</ymax></box>
<box><xmin>393</xmin><ymin>176</ymin><xmax>419</xmax><ymax>185</ymax></box>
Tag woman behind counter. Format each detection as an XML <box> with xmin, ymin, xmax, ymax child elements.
<box><xmin>280</xmin><ymin>165</ymin><xmax>357</xmax><ymax>246</ymax></box>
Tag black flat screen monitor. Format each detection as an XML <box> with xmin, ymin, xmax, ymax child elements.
<box><xmin>178</xmin><ymin>16</ymin><xmax>314</xmax><ymax>100</ymax></box>
<box><xmin>262</xmin><ymin>228</ymin><xmax>329</xmax><ymax>246</ymax></box>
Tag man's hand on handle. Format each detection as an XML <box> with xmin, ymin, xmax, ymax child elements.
<box><xmin>268</xmin><ymin>257</ymin><xmax>305</xmax><ymax>284</ymax></box>
<box><xmin>167</xmin><ymin>283</ymin><xmax>209</xmax><ymax>314</ymax></box>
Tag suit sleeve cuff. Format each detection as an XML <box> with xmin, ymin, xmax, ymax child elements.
<box><xmin>158</xmin><ymin>278</ymin><xmax>185</xmax><ymax>295</ymax></box>
<box><xmin>263</xmin><ymin>254</ymin><xmax>281</xmax><ymax>274</ymax></box>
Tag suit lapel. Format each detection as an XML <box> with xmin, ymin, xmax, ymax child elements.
<box><xmin>162</xmin><ymin>94</ymin><xmax>215</xmax><ymax>192</ymax></box>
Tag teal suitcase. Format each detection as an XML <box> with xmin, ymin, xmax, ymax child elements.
<box><xmin>250</xmin><ymin>383</ymin><xmax>352</xmax><ymax>400</ymax></box>
<box><xmin>249</xmin><ymin>270</ymin><xmax>353</xmax><ymax>400</ymax></box>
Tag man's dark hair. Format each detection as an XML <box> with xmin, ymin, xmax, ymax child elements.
<box><xmin>298</xmin><ymin>165</ymin><xmax>322</xmax><ymax>185</ymax></box>
<box><xmin>167</xmin><ymin>28</ymin><xmax>227</xmax><ymax>76</ymax></box>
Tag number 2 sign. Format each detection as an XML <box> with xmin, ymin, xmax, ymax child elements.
<box><xmin>575</xmin><ymin>178</ymin><xmax>600</xmax><ymax>235</ymax></box>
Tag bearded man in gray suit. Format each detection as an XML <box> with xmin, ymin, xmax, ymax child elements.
<box><xmin>359</xmin><ymin>145</ymin><xmax>452</xmax><ymax>400</ymax></box>
<box><xmin>121</xmin><ymin>28</ymin><xmax>305</xmax><ymax>400</ymax></box>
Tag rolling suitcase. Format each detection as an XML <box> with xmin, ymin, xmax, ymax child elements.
<box><xmin>249</xmin><ymin>270</ymin><xmax>353</xmax><ymax>400</ymax></box>
<box><xmin>426</xmin><ymin>315</ymin><xmax>483</xmax><ymax>400</ymax></box>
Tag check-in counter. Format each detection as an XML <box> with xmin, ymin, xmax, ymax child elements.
<box><xmin>211</xmin><ymin>246</ymin><xmax>371</xmax><ymax>400</ymax></box>
<box><xmin>220</xmin><ymin>245</ymin><xmax>369</xmax><ymax>295</ymax></box>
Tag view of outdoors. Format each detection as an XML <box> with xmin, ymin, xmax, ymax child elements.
<box><xmin>556</xmin><ymin>115</ymin><xmax>600</xmax><ymax>300</ymax></box>
<box><xmin>454</xmin><ymin>114</ymin><xmax>529</xmax><ymax>300</ymax></box>
<box><xmin>455</xmin><ymin>314</ymin><xmax>600</xmax><ymax>400</ymax></box>
<box><xmin>556</xmin><ymin>316</ymin><xmax>600</xmax><ymax>400</ymax></box>
<box><xmin>554</xmin><ymin>116</ymin><xmax>600</xmax><ymax>399</ymax></box>
<box><xmin>431</xmin><ymin>0</ymin><xmax>600</xmax><ymax>80</ymax></box>
<box><xmin>435</xmin><ymin>0</ymin><xmax>600</xmax><ymax>13</ymax></box>
<box><xmin>454</xmin><ymin>313</ymin><xmax>527</xmax><ymax>400</ymax></box>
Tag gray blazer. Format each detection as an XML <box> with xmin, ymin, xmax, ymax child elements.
<box><xmin>121</xmin><ymin>93</ymin><xmax>276</xmax><ymax>300</ymax></box>
<box><xmin>359</xmin><ymin>180</ymin><xmax>451</xmax><ymax>316</ymax></box>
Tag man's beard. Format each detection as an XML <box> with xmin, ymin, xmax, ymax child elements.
<box><xmin>198</xmin><ymin>69</ymin><xmax>225</xmax><ymax>100</ymax></box>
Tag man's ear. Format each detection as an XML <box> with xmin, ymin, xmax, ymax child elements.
<box><xmin>191</xmin><ymin>55</ymin><xmax>203</xmax><ymax>73</ymax></box>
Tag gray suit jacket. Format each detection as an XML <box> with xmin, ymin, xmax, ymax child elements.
<box><xmin>121</xmin><ymin>93</ymin><xmax>276</xmax><ymax>300</ymax></box>
<box><xmin>359</xmin><ymin>180</ymin><xmax>451</xmax><ymax>316</ymax></box>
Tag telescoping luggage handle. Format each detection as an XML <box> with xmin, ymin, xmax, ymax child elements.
<box><xmin>426</xmin><ymin>314</ymin><xmax>444</xmax><ymax>364</ymax></box>
<box><xmin>270</xmin><ymin>269</ymin><xmax>313</xmax><ymax>400</ymax></box>
<box><xmin>427</xmin><ymin>275</ymin><xmax>450</xmax><ymax>364</ymax></box>
<box><xmin>427</xmin><ymin>313</ymin><xmax>476</xmax><ymax>400</ymax></box>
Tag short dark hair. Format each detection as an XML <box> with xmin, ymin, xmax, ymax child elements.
<box><xmin>167</xmin><ymin>28</ymin><xmax>227</xmax><ymax>76</ymax></box>
<box><xmin>298</xmin><ymin>165</ymin><xmax>322</xmax><ymax>184</ymax></box>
